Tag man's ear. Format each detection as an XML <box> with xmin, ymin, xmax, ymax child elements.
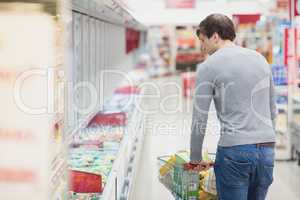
<box><xmin>213</xmin><ymin>32</ymin><xmax>219</xmax><ymax>41</ymax></box>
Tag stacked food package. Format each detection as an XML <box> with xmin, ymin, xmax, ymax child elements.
<box><xmin>68</xmin><ymin>86</ymin><xmax>141</xmax><ymax>200</ymax></box>
<box><xmin>68</xmin><ymin>124</ymin><xmax>124</xmax><ymax>199</ymax></box>
<box><xmin>181</xmin><ymin>72</ymin><xmax>196</xmax><ymax>98</ymax></box>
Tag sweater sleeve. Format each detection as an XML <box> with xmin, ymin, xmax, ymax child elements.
<box><xmin>190</xmin><ymin>63</ymin><xmax>214</xmax><ymax>162</ymax></box>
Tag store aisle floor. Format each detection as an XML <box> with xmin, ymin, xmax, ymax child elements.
<box><xmin>132</xmin><ymin>76</ymin><xmax>300</xmax><ymax>200</ymax></box>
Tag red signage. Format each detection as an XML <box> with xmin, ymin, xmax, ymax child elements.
<box><xmin>165</xmin><ymin>0</ymin><xmax>195</xmax><ymax>9</ymax></box>
<box><xmin>277</xmin><ymin>0</ymin><xmax>289</xmax><ymax>9</ymax></box>
<box><xmin>284</xmin><ymin>28</ymin><xmax>298</xmax><ymax>84</ymax></box>
<box><xmin>295</xmin><ymin>0</ymin><xmax>300</xmax><ymax>15</ymax></box>
<box><xmin>126</xmin><ymin>28</ymin><xmax>140</xmax><ymax>54</ymax></box>
<box><xmin>289</xmin><ymin>0</ymin><xmax>300</xmax><ymax>18</ymax></box>
<box><xmin>232</xmin><ymin>14</ymin><xmax>261</xmax><ymax>25</ymax></box>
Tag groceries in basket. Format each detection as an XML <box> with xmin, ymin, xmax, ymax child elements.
<box><xmin>158</xmin><ymin>151</ymin><xmax>217</xmax><ymax>200</ymax></box>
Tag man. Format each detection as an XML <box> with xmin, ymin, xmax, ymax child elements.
<box><xmin>190</xmin><ymin>14</ymin><xmax>276</xmax><ymax>200</ymax></box>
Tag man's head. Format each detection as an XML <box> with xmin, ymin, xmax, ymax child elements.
<box><xmin>196</xmin><ymin>14</ymin><xmax>236</xmax><ymax>55</ymax></box>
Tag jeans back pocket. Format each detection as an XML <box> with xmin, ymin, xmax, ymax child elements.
<box><xmin>216</xmin><ymin>154</ymin><xmax>252</xmax><ymax>188</ymax></box>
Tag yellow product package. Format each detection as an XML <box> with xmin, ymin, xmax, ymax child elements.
<box><xmin>159</xmin><ymin>155</ymin><xmax>176</xmax><ymax>176</ymax></box>
<box><xmin>199</xmin><ymin>168</ymin><xmax>217</xmax><ymax>196</ymax></box>
<box><xmin>198</xmin><ymin>151</ymin><xmax>217</xmax><ymax>199</ymax></box>
<box><xmin>175</xmin><ymin>150</ymin><xmax>189</xmax><ymax>164</ymax></box>
<box><xmin>199</xmin><ymin>189</ymin><xmax>217</xmax><ymax>200</ymax></box>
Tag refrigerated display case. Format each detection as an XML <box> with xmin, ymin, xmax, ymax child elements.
<box><xmin>67</xmin><ymin>0</ymin><xmax>149</xmax><ymax>199</ymax></box>
<box><xmin>68</xmin><ymin>85</ymin><xmax>146</xmax><ymax>200</ymax></box>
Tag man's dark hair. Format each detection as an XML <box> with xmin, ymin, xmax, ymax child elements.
<box><xmin>196</xmin><ymin>14</ymin><xmax>236</xmax><ymax>41</ymax></box>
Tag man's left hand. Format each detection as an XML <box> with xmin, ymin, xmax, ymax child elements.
<box><xmin>184</xmin><ymin>161</ymin><xmax>214</xmax><ymax>171</ymax></box>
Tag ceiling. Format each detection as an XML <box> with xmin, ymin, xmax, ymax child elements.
<box><xmin>122</xmin><ymin>0</ymin><xmax>275</xmax><ymax>25</ymax></box>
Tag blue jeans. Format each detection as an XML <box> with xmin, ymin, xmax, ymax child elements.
<box><xmin>214</xmin><ymin>144</ymin><xmax>275</xmax><ymax>200</ymax></box>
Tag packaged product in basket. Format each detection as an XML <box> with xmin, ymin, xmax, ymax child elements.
<box><xmin>199</xmin><ymin>168</ymin><xmax>217</xmax><ymax>196</ymax></box>
<box><xmin>199</xmin><ymin>190</ymin><xmax>217</xmax><ymax>200</ymax></box>
<box><xmin>175</xmin><ymin>150</ymin><xmax>189</xmax><ymax>164</ymax></box>
<box><xmin>159</xmin><ymin>155</ymin><xmax>176</xmax><ymax>176</ymax></box>
<box><xmin>172</xmin><ymin>161</ymin><xmax>199</xmax><ymax>200</ymax></box>
<box><xmin>160</xmin><ymin>171</ymin><xmax>173</xmax><ymax>191</ymax></box>
<box><xmin>158</xmin><ymin>150</ymin><xmax>217</xmax><ymax>200</ymax></box>
<box><xmin>184</xmin><ymin>171</ymin><xmax>200</xmax><ymax>200</ymax></box>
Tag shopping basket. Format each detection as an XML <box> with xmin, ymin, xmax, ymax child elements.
<box><xmin>157</xmin><ymin>154</ymin><xmax>217</xmax><ymax>200</ymax></box>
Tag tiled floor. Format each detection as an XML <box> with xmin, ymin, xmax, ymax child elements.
<box><xmin>132</xmin><ymin>76</ymin><xmax>300</xmax><ymax>200</ymax></box>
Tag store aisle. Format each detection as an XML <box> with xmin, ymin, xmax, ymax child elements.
<box><xmin>132</xmin><ymin>75</ymin><xmax>220</xmax><ymax>200</ymax></box>
<box><xmin>132</xmin><ymin>76</ymin><xmax>300</xmax><ymax>200</ymax></box>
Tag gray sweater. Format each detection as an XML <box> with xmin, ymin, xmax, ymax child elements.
<box><xmin>190</xmin><ymin>44</ymin><xmax>276</xmax><ymax>162</ymax></box>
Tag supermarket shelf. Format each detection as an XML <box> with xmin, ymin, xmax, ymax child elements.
<box><xmin>54</xmin><ymin>112</ymin><xmax>64</xmax><ymax>123</ymax></box>
<box><xmin>293</xmin><ymin>96</ymin><xmax>300</xmax><ymax>103</ymax></box>
<box><xmin>293</xmin><ymin>105</ymin><xmax>300</xmax><ymax>111</ymax></box>
<box><xmin>123</xmin><ymin>113</ymin><xmax>145</xmax><ymax>200</ymax></box>
<box><xmin>67</xmin><ymin>86</ymin><xmax>146</xmax><ymax>199</ymax></box>
<box><xmin>101</xmin><ymin>104</ymin><xmax>144</xmax><ymax>200</ymax></box>
<box><xmin>123</xmin><ymin>95</ymin><xmax>146</xmax><ymax>199</ymax></box>
<box><xmin>291</xmin><ymin>121</ymin><xmax>300</xmax><ymax>131</ymax></box>
<box><xmin>72</xmin><ymin>0</ymin><xmax>145</xmax><ymax>30</ymax></box>
<box><xmin>292</xmin><ymin>96</ymin><xmax>300</xmax><ymax>111</ymax></box>
<box><xmin>119</xmin><ymin>109</ymin><xmax>144</xmax><ymax>199</ymax></box>
<box><xmin>100</xmin><ymin>130</ymin><xmax>130</xmax><ymax>200</ymax></box>
<box><xmin>50</xmin><ymin>156</ymin><xmax>67</xmax><ymax>195</ymax></box>
<box><xmin>275</xmin><ymin>86</ymin><xmax>288</xmax><ymax>95</ymax></box>
<box><xmin>277</xmin><ymin>104</ymin><xmax>288</xmax><ymax>111</ymax></box>
<box><xmin>100</xmin><ymin>89</ymin><xmax>146</xmax><ymax>200</ymax></box>
<box><xmin>67</xmin><ymin>109</ymin><xmax>101</xmax><ymax>145</ymax></box>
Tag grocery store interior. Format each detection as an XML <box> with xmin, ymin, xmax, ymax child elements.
<box><xmin>1</xmin><ymin>0</ymin><xmax>300</xmax><ymax>200</ymax></box>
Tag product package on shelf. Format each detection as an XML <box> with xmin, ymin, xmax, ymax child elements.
<box><xmin>70</xmin><ymin>170</ymin><xmax>103</xmax><ymax>193</ymax></box>
<box><xmin>68</xmin><ymin>192</ymin><xmax>101</xmax><ymax>200</ymax></box>
<box><xmin>103</xmin><ymin>93</ymin><xmax>140</xmax><ymax>119</ymax></box>
<box><xmin>69</xmin><ymin>80</ymin><xmax>145</xmax><ymax>199</ymax></box>
<box><xmin>106</xmin><ymin>86</ymin><xmax>141</xmax><ymax>116</ymax></box>
<box><xmin>70</xmin><ymin>126</ymin><xmax>124</xmax><ymax>149</ymax></box>
<box><xmin>69</xmin><ymin>148</ymin><xmax>117</xmax><ymax>183</ymax></box>
<box><xmin>69</xmin><ymin>111</ymin><xmax>131</xmax><ymax>199</ymax></box>
<box><xmin>87</xmin><ymin>112</ymin><xmax>127</xmax><ymax>127</ymax></box>
<box><xmin>181</xmin><ymin>72</ymin><xmax>196</xmax><ymax>98</ymax></box>
<box><xmin>272</xmin><ymin>65</ymin><xmax>287</xmax><ymax>86</ymax></box>
<box><xmin>127</xmin><ymin>69</ymin><xmax>149</xmax><ymax>85</ymax></box>
<box><xmin>69</xmin><ymin>123</ymin><xmax>125</xmax><ymax>198</ymax></box>
<box><xmin>276</xmin><ymin>94</ymin><xmax>288</xmax><ymax>104</ymax></box>
<box><xmin>114</xmin><ymin>86</ymin><xmax>141</xmax><ymax>95</ymax></box>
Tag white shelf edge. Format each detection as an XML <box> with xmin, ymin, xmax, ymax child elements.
<box><xmin>277</xmin><ymin>104</ymin><xmax>288</xmax><ymax>110</ymax></box>
<box><xmin>101</xmin><ymin>89</ymin><xmax>145</xmax><ymax>200</ymax></box>
<box><xmin>67</xmin><ymin>108</ymin><xmax>101</xmax><ymax>145</ymax></box>
<box><xmin>275</xmin><ymin>86</ymin><xmax>288</xmax><ymax>94</ymax></box>
<box><xmin>68</xmin><ymin>86</ymin><xmax>146</xmax><ymax>200</ymax></box>
<box><xmin>293</xmin><ymin>96</ymin><xmax>300</xmax><ymax>103</ymax></box>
